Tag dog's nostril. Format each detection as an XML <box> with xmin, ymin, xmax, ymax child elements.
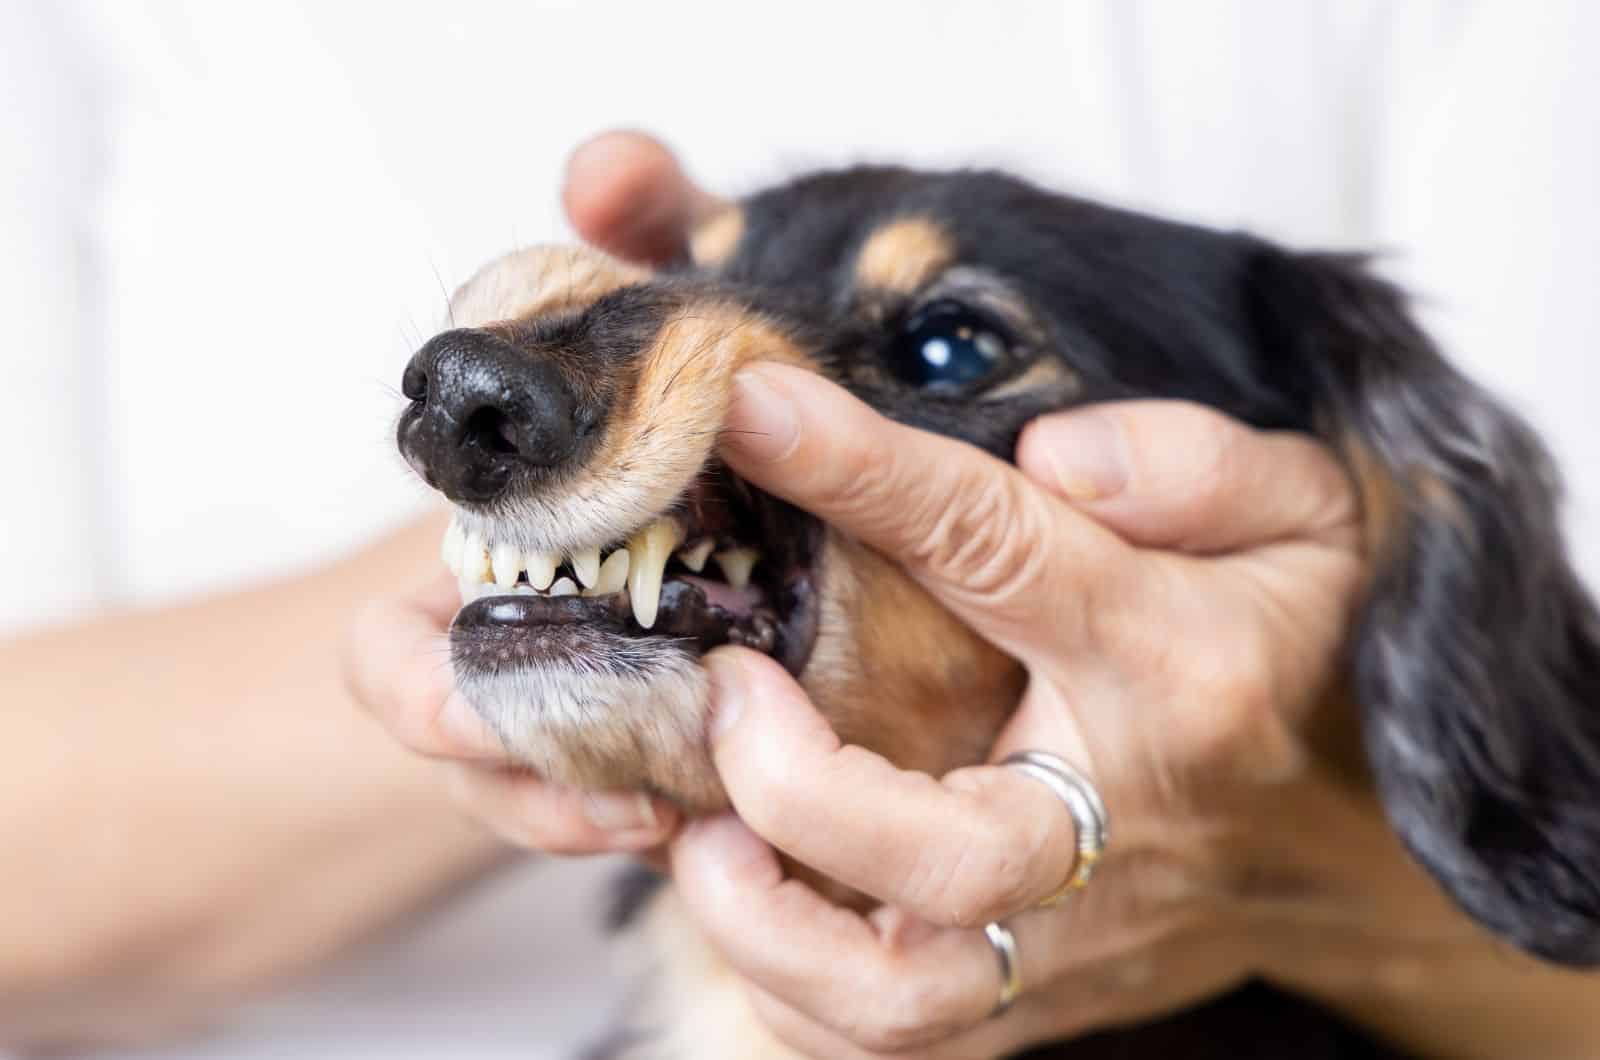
<box><xmin>463</xmin><ymin>406</ymin><xmax>521</xmax><ymax>456</ymax></box>
<box><xmin>402</xmin><ymin>362</ymin><xmax>428</xmax><ymax>402</ymax></box>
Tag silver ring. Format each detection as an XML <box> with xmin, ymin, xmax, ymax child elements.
<box><xmin>1002</xmin><ymin>750</ymin><xmax>1110</xmax><ymax>906</ymax></box>
<box><xmin>983</xmin><ymin>920</ymin><xmax>1023</xmax><ymax>1017</ymax></box>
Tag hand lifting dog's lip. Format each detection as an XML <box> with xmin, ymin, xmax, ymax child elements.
<box><xmin>398</xmin><ymin>165</ymin><xmax>1600</xmax><ymax>977</ymax></box>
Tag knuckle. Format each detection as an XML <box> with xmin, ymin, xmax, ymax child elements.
<box><xmin>907</xmin><ymin>470</ymin><xmax>1046</xmax><ymax>602</ymax></box>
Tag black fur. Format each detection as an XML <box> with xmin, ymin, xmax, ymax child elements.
<box><xmin>714</xmin><ymin>167</ymin><xmax>1600</xmax><ymax>970</ymax></box>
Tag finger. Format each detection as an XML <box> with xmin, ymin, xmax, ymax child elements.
<box><xmin>1015</xmin><ymin>400</ymin><xmax>1358</xmax><ymax>553</ymax></box>
<box><xmin>705</xmin><ymin>649</ymin><xmax>1082</xmax><ymax>926</ymax></box>
<box><xmin>562</xmin><ymin>130</ymin><xmax>727</xmax><ymax>265</ymax></box>
<box><xmin>670</xmin><ymin>814</ymin><xmax>1002</xmax><ymax>1053</ymax></box>
<box><xmin>745</xmin><ymin>981</ymin><xmax>1045</xmax><ymax>1060</ymax></box>
<box><xmin>343</xmin><ymin>573</ymin><xmax>506</xmax><ymax>761</ymax></box>
<box><xmin>442</xmin><ymin>764</ymin><xmax>677</xmax><ymax>854</ymax></box>
<box><xmin>719</xmin><ymin>362</ymin><xmax>1132</xmax><ymax>657</ymax></box>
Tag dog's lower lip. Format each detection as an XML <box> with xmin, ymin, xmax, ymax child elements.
<box><xmin>453</xmin><ymin>578</ymin><xmax>784</xmax><ymax>654</ymax></box>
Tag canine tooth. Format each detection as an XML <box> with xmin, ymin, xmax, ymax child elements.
<box><xmin>584</xmin><ymin>548</ymin><xmax>630</xmax><ymax>596</ymax></box>
<box><xmin>462</xmin><ymin>531</ymin><xmax>491</xmax><ymax>583</ymax></box>
<box><xmin>549</xmin><ymin>576</ymin><xmax>579</xmax><ymax>597</ymax></box>
<box><xmin>714</xmin><ymin>548</ymin><xmax>760</xmax><ymax>591</ymax></box>
<box><xmin>570</xmin><ymin>545</ymin><xmax>601</xmax><ymax>588</ymax></box>
<box><xmin>678</xmin><ymin>538</ymin><xmax>715</xmax><ymax>573</ymax></box>
<box><xmin>442</xmin><ymin>519</ymin><xmax>465</xmax><ymax>575</ymax></box>
<box><xmin>491</xmin><ymin>542</ymin><xmax>521</xmax><ymax>590</ymax></box>
<box><xmin>627</xmin><ymin>518</ymin><xmax>682</xmax><ymax>629</ymax></box>
<box><xmin>524</xmin><ymin>549</ymin><xmax>558</xmax><ymax>590</ymax></box>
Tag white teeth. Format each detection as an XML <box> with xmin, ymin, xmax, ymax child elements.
<box><xmin>714</xmin><ymin>548</ymin><xmax>760</xmax><ymax>591</ymax></box>
<box><xmin>679</xmin><ymin>538</ymin><xmax>715</xmax><ymax>573</ymax></box>
<box><xmin>524</xmin><ymin>549</ymin><xmax>557</xmax><ymax>590</ymax></box>
<box><xmin>491</xmin><ymin>542</ymin><xmax>521</xmax><ymax>590</ymax></box>
<box><xmin>585</xmin><ymin>548</ymin><xmax>630</xmax><ymax>596</ymax></box>
<box><xmin>458</xmin><ymin>573</ymin><xmax>494</xmax><ymax>604</ymax></box>
<box><xmin>627</xmin><ymin>518</ymin><xmax>683</xmax><ymax>629</ymax></box>
<box><xmin>570</xmin><ymin>545</ymin><xmax>601</xmax><ymax>588</ymax></box>
<box><xmin>442</xmin><ymin>519</ymin><xmax>465</xmax><ymax>575</ymax></box>
<box><xmin>462</xmin><ymin>531</ymin><xmax>490</xmax><ymax>583</ymax></box>
<box><xmin>548</xmin><ymin>576</ymin><xmax>579</xmax><ymax>597</ymax></box>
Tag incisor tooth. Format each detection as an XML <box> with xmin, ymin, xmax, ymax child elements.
<box><xmin>524</xmin><ymin>549</ymin><xmax>557</xmax><ymax>590</ymax></box>
<box><xmin>490</xmin><ymin>542</ymin><xmax>521</xmax><ymax>590</ymax></box>
<box><xmin>584</xmin><ymin>548</ymin><xmax>630</xmax><ymax>596</ymax></box>
<box><xmin>679</xmin><ymin>538</ymin><xmax>715</xmax><ymax>573</ymax></box>
<box><xmin>628</xmin><ymin>518</ymin><xmax>682</xmax><ymax>629</ymax></box>
<box><xmin>442</xmin><ymin>519</ymin><xmax>464</xmax><ymax>575</ymax></box>
<box><xmin>462</xmin><ymin>531</ymin><xmax>491</xmax><ymax>583</ymax></box>
<box><xmin>570</xmin><ymin>545</ymin><xmax>601</xmax><ymax>588</ymax></box>
<box><xmin>549</xmin><ymin>577</ymin><xmax>579</xmax><ymax>597</ymax></box>
<box><xmin>714</xmin><ymin>548</ymin><xmax>759</xmax><ymax>591</ymax></box>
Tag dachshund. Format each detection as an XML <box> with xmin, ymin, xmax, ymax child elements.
<box><xmin>396</xmin><ymin>165</ymin><xmax>1600</xmax><ymax>1058</ymax></box>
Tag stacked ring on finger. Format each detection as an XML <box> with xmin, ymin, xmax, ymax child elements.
<box><xmin>1002</xmin><ymin>750</ymin><xmax>1110</xmax><ymax>906</ymax></box>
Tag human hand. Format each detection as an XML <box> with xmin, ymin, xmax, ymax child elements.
<box><xmin>667</xmin><ymin>361</ymin><xmax>1379</xmax><ymax>1057</ymax></box>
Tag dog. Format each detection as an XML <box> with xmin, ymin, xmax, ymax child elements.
<box><xmin>396</xmin><ymin>164</ymin><xmax>1600</xmax><ymax>1058</ymax></box>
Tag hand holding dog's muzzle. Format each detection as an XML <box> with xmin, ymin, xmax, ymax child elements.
<box><xmin>669</xmin><ymin>363</ymin><xmax>1375</xmax><ymax>1057</ymax></box>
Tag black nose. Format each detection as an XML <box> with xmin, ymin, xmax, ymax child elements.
<box><xmin>398</xmin><ymin>328</ymin><xmax>583</xmax><ymax>504</ymax></box>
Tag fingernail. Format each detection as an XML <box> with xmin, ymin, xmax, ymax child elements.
<box><xmin>722</xmin><ymin>365</ymin><xmax>799</xmax><ymax>463</ymax></box>
<box><xmin>704</xmin><ymin>652</ymin><xmax>747</xmax><ymax>745</ymax></box>
<box><xmin>582</xmin><ymin>791</ymin><xmax>661</xmax><ymax>831</ymax></box>
<box><xmin>1036</xmin><ymin>411</ymin><xmax>1130</xmax><ymax>502</ymax></box>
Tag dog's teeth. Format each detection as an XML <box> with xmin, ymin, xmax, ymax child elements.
<box><xmin>570</xmin><ymin>545</ymin><xmax>601</xmax><ymax>588</ymax></box>
<box><xmin>442</xmin><ymin>518</ymin><xmax>465</xmax><ymax>575</ymax></box>
<box><xmin>713</xmin><ymin>548</ymin><xmax>759</xmax><ymax>591</ymax></box>
<box><xmin>524</xmin><ymin>549</ymin><xmax>558</xmax><ymax>590</ymax></box>
<box><xmin>584</xmin><ymin>548</ymin><xmax>630</xmax><ymax>597</ymax></box>
<box><xmin>490</xmin><ymin>542</ymin><xmax>521</xmax><ymax>590</ymax></box>
<box><xmin>678</xmin><ymin>538</ymin><xmax>715</xmax><ymax>573</ymax></box>
<box><xmin>628</xmin><ymin>518</ymin><xmax>683</xmax><ymax>629</ymax></box>
<box><xmin>462</xmin><ymin>531</ymin><xmax>491</xmax><ymax>583</ymax></box>
<box><xmin>457</xmin><ymin>572</ymin><xmax>492</xmax><ymax>604</ymax></box>
<box><xmin>549</xmin><ymin>576</ymin><xmax>579</xmax><ymax>597</ymax></box>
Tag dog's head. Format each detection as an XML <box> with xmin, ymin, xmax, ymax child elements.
<box><xmin>398</xmin><ymin>166</ymin><xmax>1600</xmax><ymax>965</ymax></box>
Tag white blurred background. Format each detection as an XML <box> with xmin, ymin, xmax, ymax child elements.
<box><xmin>2</xmin><ymin>1</ymin><xmax>1596</xmax><ymax>1056</ymax></box>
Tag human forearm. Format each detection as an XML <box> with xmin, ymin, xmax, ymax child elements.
<box><xmin>0</xmin><ymin>514</ymin><xmax>506</xmax><ymax>1049</ymax></box>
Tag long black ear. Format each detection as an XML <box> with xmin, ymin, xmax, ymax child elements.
<box><xmin>1249</xmin><ymin>249</ymin><xmax>1600</xmax><ymax>966</ymax></box>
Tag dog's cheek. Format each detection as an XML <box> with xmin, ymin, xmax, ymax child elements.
<box><xmin>800</xmin><ymin>534</ymin><xmax>1024</xmax><ymax>776</ymax></box>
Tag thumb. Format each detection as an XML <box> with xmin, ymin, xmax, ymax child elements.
<box><xmin>1016</xmin><ymin>400</ymin><xmax>1358</xmax><ymax>553</ymax></box>
<box><xmin>719</xmin><ymin>363</ymin><xmax>1131</xmax><ymax>660</ymax></box>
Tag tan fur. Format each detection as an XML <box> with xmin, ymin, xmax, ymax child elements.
<box><xmin>448</xmin><ymin>244</ymin><xmax>650</xmax><ymax>329</ymax></box>
<box><xmin>690</xmin><ymin>208</ymin><xmax>746</xmax><ymax>268</ymax></box>
<box><xmin>854</xmin><ymin>216</ymin><xmax>956</xmax><ymax>294</ymax></box>
<box><xmin>804</xmin><ymin>535</ymin><xmax>1022</xmax><ymax>780</ymax></box>
<box><xmin>983</xmin><ymin>356</ymin><xmax>1079</xmax><ymax>401</ymax></box>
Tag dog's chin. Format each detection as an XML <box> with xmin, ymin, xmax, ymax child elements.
<box><xmin>453</xmin><ymin>620</ymin><xmax>727</xmax><ymax>808</ymax></box>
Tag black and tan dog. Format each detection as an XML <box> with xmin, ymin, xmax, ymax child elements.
<box><xmin>397</xmin><ymin>166</ymin><xmax>1600</xmax><ymax>1057</ymax></box>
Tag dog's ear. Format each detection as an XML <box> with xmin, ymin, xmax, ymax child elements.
<box><xmin>1248</xmin><ymin>249</ymin><xmax>1600</xmax><ymax>966</ymax></box>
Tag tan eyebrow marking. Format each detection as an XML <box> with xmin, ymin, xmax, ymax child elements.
<box><xmin>689</xmin><ymin>207</ymin><xmax>745</xmax><ymax>268</ymax></box>
<box><xmin>854</xmin><ymin>216</ymin><xmax>955</xmax><ymax>294</ymax></box>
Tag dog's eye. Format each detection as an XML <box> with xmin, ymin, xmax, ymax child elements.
<box><xmin>888</xmin><ymin>300</ymin><xmax>1011</xmax><ymax>390</ymax></box>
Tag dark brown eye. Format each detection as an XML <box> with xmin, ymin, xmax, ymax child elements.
<box><xmin>887</xmin><ymin>299</ymin><xmax>1011</xmax><ymax>390</ymax></box>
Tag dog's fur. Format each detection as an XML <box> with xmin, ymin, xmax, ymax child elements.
<box><xmin>398</xmin><ymin>166</ymin><xmax>1600</xmax><ymax>1057</ymax></box>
